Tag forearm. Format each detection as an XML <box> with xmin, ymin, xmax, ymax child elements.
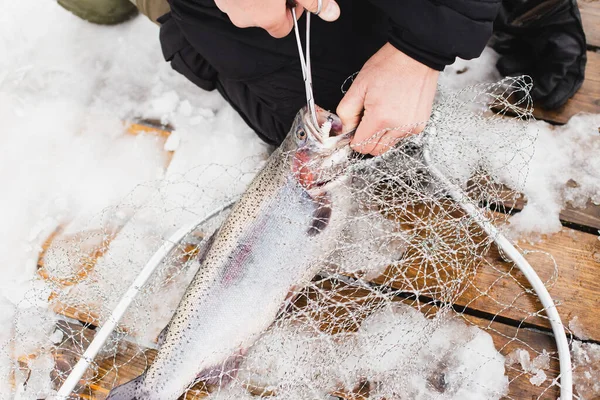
<box><xmin>366</xmin><ymin>0</ymin><xmax>502</xmax><ymax>70</ymax></box>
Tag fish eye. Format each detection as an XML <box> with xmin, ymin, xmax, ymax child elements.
<box><xmin>296</xmin><ymin>128</ymin><xmax>307</xmax><ymax>141</ymax></box>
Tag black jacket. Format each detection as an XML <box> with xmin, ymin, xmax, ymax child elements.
<box><xmin>166</xmin><ymin>0</ymin><xmax>501</xmax><ymax>75</ymax></box>
<box><xmin>372</xmin><ymin>0</ymin><xmax>502</xmax><ymax>70</ymax></box>
<box><xmin>160</xmin><ymin>0</ymin><xmax>501</xmax><ymax>144</ymax></box>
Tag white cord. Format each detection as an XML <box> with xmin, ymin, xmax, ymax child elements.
<box><xmin>421</xmin><ymin>145</ymin><xmax>573</xmax><ymax>400</ymax></box>
<box><xmin>54</xmin><ymin>199</ymin><xmax>237</xmax><ymax>399</ymax></box>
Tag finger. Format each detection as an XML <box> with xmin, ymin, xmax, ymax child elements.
<box><xmin>411</xmin><ymin>121</ymin><xmax>427</xmax><ymax>135</ymax></box>
<box><xmin>263</xmin><ymin>7</ymin><xmax>296</xmax><ymax>38</ymax></box>
<box><xmin>336</xmin><ymin>82</ymin><xmax>365</xmax><ymax>134</ymax></box>
<box><xmin>369</xmin><ymin>131</ymin><xmax>402</xmax><ymax>156</ymax></box>
<box><xmin>351</xmin><ymin>115</ymin><xmax>385</xmax><ymax>155</ymax></box>
<box><xmin>293</xmin><ymin>5</ymin><xmax>305</xmax><ymax>19</ymax></box>
<box><xmin>296</xmin><ymin>0</ymin><xmax>340</xmax><ymax>21</ymax></box>
<box><xmin>369</xmin><ymin>121</ymin><xmax>427</xmax><ymax>155</ymax></box>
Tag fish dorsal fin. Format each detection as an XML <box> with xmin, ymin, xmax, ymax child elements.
<box><xmin>197</xmin><ymin>229</ymin><xmax>219</xmax><ymax>265</ymax></box>
<box><xmin>152</xmin><ymin>230</ymin><xmax>218</xmax><ymax>348</ymax></box>
<box><xmin>157</xmin><ymin>323</ymin><xmax>170</xmax><ymax>348</ymax></box>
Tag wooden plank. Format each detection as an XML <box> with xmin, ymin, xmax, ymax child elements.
<box><xmin>37</xmin><ymin>227</ymin><xmax>203</xmax><ymax>328</ymax></box>
<box><xmin>35</xmin><ymin>120</ymin><xmax>178</xmax><ymax>326</ymax></box>
<box><xmin>44</xmin><ymin>286</ymin><xmax>561</xmax><ymax>400</ymax></box>
<box><xmin>126</xmin><ymin>122</ymin><xmax>174</xmax><ymax>168</ymax></box>
<box><xmin>544</xmin><ymin>199</ymin><xmax>600</xmax><ymax>231</ymax></box>
<box><xmin>533</xmin><ymin>51</ymin><xmax>600</xmax><ymax>124</ymax></box>
<box><xmin>491</xmin><ymin>185</ymin><xmax>600</xmax><ymax>232</ymax></box>
<box><xmin>376</xmin><ymin>203</ymin><xmax>600</xmax><ymax>342</ymax></box>
<box><xmin>126</xmin><ymin>122</ymin><xmax>172</xmax><ymax>139</ymax></box>
<box><xmin>39</xmin><ymin>198</ymin><xmax>600</xmax><ymax>347</ymax></box>
<box><xmin>580</xmin><ymin>0</ymin><xmax>600</xmax><ymax>48</ymax></box>
<box><xmin>475</xmin><ymin>226</ymin><xmax>600</xmax><ymax>340</ymax></box>
<box><xmin>463</xmin><ymin>314</ymin><xmax>560</xmax><ymax>400</ymax></box>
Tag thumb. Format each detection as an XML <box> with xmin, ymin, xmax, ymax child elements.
<box><xmin>295</xmin><ymin>0</ymin><xmax>340</xmax><ymax>22</ymax></box>
<box><xmin>336</xmin><ymin>82</ymin><xmax>365</xmax><ymax>134</ymax></box>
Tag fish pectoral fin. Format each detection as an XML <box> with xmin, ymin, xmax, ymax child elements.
<box><xmin>308</xmin><ymin>192</ymin><xmax>332</xmax><ymax>237</ymax></box>
<box><xmin>106</xmin><ymin>370</ymin><xmax>147</xmax><ymax>400</ymax></box>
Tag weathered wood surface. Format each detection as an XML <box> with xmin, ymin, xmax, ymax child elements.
<box><xmin>376</xmin><ymin>203</ymin><xmax>600</xmax><ymax>342</ymax></box>
<box><xmin>37</xmin><ymin>199</ymin><xmax>600</xmax><ymax>355</ymax></box>
<box><xmin>126</xmin><ymin>122</ymin><xmax>172</xmax><ymax>138</ymax></box>
<box><xmin>35</xmin><ymin>121</ymin><xmax>175</xmax><ymax>327</ymax></box>
<box><xmin>47</xmin><ymin>286</ymin><xmax>561</xmax><ymax>400</ymax></box>
<box><xmin>465</xmin><ymin>226</ymin><xmax>600</xmax><ymax>340</ymax></box>
<box><xmin>580</xmin><ymin>0</ymin><xmax>600</xmax><ymax>48</ymax></box>
<box><xmin>533</xmin><ymin>51</ymin><xmax>600</xmax><ymax>124</ymax></box>
<box><xmin>497</xmin><ymin>190</ymin><xmax>600</xmax><ymax>232</ymax></box>
<box><xmin>126</xmin><ymin>122</ymin><xmax>174</xmax><ymax>168</ymax></box>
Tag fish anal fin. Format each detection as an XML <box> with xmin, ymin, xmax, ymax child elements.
<box><xmin>106</xmin><ymin>370</ymin><xmax>146</xmax><ymax>400</ymax></box>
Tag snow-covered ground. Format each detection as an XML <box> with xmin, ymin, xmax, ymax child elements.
<box><xmin>0</xmin><ymin>1</ymin><xmax>599</xmax><ymax>399</ymax></box>
<box><xmin>0</xmin><ymin>1</ymin><xmax>269</xmax><ymax>397</ymax></box>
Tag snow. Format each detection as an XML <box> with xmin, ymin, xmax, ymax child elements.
<box><xmin>569</xmin><ymin>316</ymin><xmax>591</xmax><ymax>340</ymax></box>
<box><xmin>0</xmin><ymin>0</ymin><xmax>598</xmax><ymax>399</ymax></box>
<box><xmin>351</xmin><ymin>305</ymin><xmax>508</xmax><ymax>400</ymax></box>
<box><xmin>572</xmin><ymin>341</ymin><xmax>600</xmax><ymax>399</ymax></box>
<box><xmin>440</xmin><ymin>48</ymin><xmax>600</xmax><ymax>237</ymax></box>
<box><xmin>506</xmin><ymin>114</ymin><xmax>600</xmax><ymax>236</ymax></box>
<box><xmin>214</xmin><ymin>304</ymin><xmax>508</xmax><ymax>399</ymax></box>
<box><xmin>505</xmin><ymin>349</ymin><xmax>550</xmax><ymax>387</ymax></box>
<box><xmin>438</xmin><ymin>47</ymin><xmax>502</xmax><ymax>91</ymax></box>
<box><xmin>0</xmin><ymin>1</ymin><xmax>267</xmax><ymax>397</ymax></box>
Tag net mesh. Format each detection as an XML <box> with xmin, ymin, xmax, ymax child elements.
<box><xmin>4</xmin><ymin>77</ymin><xmax>577</xmax><ymax>400</ymax></box>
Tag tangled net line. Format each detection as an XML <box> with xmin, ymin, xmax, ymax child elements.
<box><xmin>6</xmin><ymin>77</ymin><xmax>570</xmax><ymax>400</ymax></box>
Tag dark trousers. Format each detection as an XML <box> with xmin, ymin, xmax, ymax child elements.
<box><xmin>159</xmin><ymin>0</ymin><xmax>388</xmax><ymax>145</ymax></box>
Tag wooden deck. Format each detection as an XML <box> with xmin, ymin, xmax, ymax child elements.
<box><xmin>25</xmin><ymin>4</ymin><xmax>600</xmax><ymax>399</ymax></box>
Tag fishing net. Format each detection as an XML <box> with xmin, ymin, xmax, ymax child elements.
<box><xmin>3</xmin><ymin>77</ymin><xmax>579</xmax><ymax>400</ymax></box>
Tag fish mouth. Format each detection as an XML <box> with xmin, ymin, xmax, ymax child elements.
<box><xmin>301</xmin><ymin>106</ymin><xmax>354</xmax><ymax>149</ymax></box>
<box><xmin>297</xmin><ymin>106</ymin><xmax>355</xmax><ymax>189</ymax></box>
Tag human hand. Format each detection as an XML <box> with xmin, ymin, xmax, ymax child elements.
<box><xmin>337</xmin><ymin>43</ymin><xmax>439</xmax><ymax>156</ymax></box>
<box><xmin>214</xmin><ymin>0</ymin><xmax>340</xmax><ymax>38</ymax></box>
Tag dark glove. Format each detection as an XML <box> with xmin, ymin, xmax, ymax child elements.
<box><xmin>491</xmin><ymin>0</ymin><xmax>587</xmax><ymax>110</ymax></box>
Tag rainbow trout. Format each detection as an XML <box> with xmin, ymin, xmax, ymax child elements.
<box><xmin>107</xmin><ymin>107</ymin><xmax>354</xmax><ymax>400</ymax></box>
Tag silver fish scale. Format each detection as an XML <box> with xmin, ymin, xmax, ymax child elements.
<box><xmin>135</xmin><ymin>143</ymin><xmax>351</xmax><ymax>399</ymax></box>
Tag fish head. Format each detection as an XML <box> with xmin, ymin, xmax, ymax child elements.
<box><xmin>283</xmin><ymin>106</ymin><xmax>354</xmax><ymax>190</ymax></box>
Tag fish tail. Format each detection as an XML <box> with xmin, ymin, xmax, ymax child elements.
<box><xmin>106</xmin><ymin>370</ymin><xmax>146</xmax><ymax>400</ymax></box>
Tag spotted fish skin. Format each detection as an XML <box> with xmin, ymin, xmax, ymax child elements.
<box><xmin>107</xmin><ymin>107</ymin><xmax>353</xmax><ymax>400</ymax></box>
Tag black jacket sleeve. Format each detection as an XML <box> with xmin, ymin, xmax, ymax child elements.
<box><xmin>366</xmin><ymin>0</ymin><xmax>502</xmax><ymax>70</ymax></box>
